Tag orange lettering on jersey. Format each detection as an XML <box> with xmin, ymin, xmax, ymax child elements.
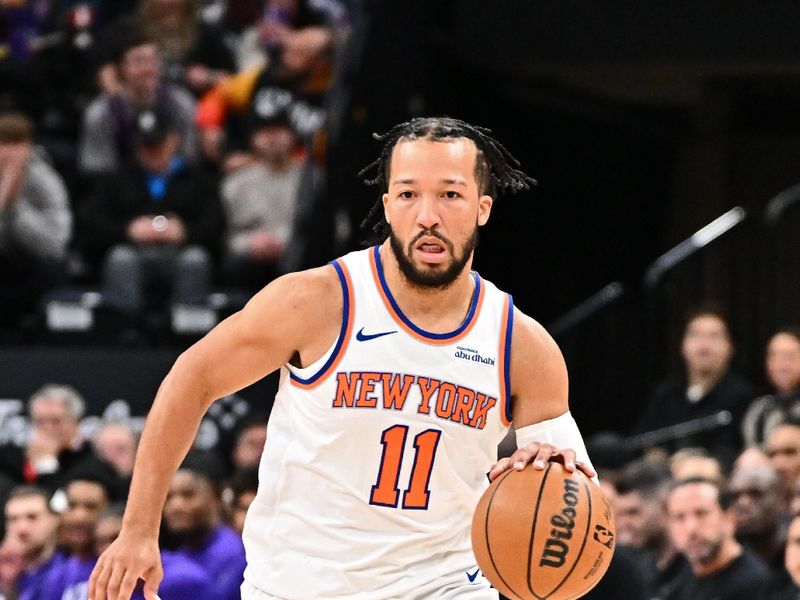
<box><xmin>416</xmin><ymin>377</ymin><xmax>440</xmax><ymax>415</ymax></box>
<box><xmin>381</xmin><ymin>374</ymin><xmax>414</xmax><ymax>410</ymax></box>
<box><xmin>452</xmin><ymin>386</ymin><xmax>477</xmax><ymax>425</ymax></box>
<box><xmin>469</xmin><ymin>392</ymin><xmax>497</xmax><ymax>429</ymax></box>
<box><xmin>435</xmin><ymin>382</ymin><xmax>457</xmax><ymax>419</ymax></box>
<box><xmin>332</xmin><ymin>372</ymin><xmax>359</xmax><ymax>408</ymax></box>
<box><xmin>356</xmin><ymin>372</ymin><xmax>382</xmax><ymax>408</ymax></box>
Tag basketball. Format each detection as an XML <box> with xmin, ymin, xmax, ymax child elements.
<box><xmin>471</xmin><ymin>461</ymin><xmax>616</xmax><ymax>600</ymax></box>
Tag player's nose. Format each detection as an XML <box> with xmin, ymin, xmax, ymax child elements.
<box><xmin>416</xmin><ymin>195</ymin><xmax>440</xmax><ymax>229</ymax></box>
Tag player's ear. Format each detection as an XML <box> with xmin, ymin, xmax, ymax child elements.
<box><xmin>382</xmin><ymin>193</ymin><xmax>391</xmax><ymax>224</ymax></box>
<box><xmin>477</xmin><ymin>195</ymin><xmax>493</xmax><ymax>226</ymax></box>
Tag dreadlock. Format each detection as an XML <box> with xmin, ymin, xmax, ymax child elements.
<box><xmin>358</xmin><ymin>116</ymin><xmax>536</xmax><ymax>244</ymax></box>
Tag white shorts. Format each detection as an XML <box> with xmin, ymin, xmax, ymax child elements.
<box><xmin>241</xmin><ymin>580</ymin><xmax>498</xmax><ymax>600</ymax></box>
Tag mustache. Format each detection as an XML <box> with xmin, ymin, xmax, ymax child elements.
<box><xmin>408</xmin><ymin>229</ymin><xmax>454</xmax><ymax>253</ymax></box>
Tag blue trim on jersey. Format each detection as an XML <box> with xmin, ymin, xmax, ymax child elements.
<box><xmin>289</xmin><ymin>260</ymin><xmax>350</xmax><ymax>385</ymax></box>
<box><xmin>503</xmin><ymin>294</ymin><xmax>514</xmax><ymax>425</ymax></box>
<box><xmin>372</xmin><ymin>245</ymin><xmax>481</xmax><ymax>340</ymax></box>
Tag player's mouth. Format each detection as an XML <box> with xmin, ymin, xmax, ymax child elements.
<box><xmin>414</xmin><ymin>238</ymin><xmax>448</xmax><ymax>264</ymax></box>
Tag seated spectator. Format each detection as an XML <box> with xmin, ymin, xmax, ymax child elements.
<box><xmin>220</xmin><ymin>109</ymin><xmax>303</xmax><ymax>290</ymax></box>
<box><xmin>54</xmin><ymin>469</ymin><xmax>116</xmax><ymax>598</ymax></box>
<box><xmin>231</xmin><ymin>416</ymin><xmax>268</xmax><ymax>472</ymax></box>
<box><xmin>670</xmin><ymin>448</ymin><xmax>725</xmax><ymax>484</ymax></box>
<box><xmin>99</xmin><ymin>0</ymin><xmax>236</xmax><ymax>97</ymax></box>
<box><xmin>92</xmin><ymin>422</ymin><xmax>138</xmax><ymax>480</ymax></box>
<box><xmin>226</xmin><ymin>466</ymin><xmax>258</xmax><ymax>535</ymax></box>
<box><xmin>743</xmin><ymin>328</ymin><xmax>800</xmax><ymax>447</ymax></box>
<box><xmin>765</xmin><ymin>418</ymin><xmax>800</xmax><ymax>493</ymax></box>
<box><xmin>728</xmin><ymin>465</ymin><xmax>787</xmax><ymax>576</ymax></box>
<box><xmin>163</xmin><ymin>452</ymin><xmax>246</xmax><ymax>600</ymax></box>
<box><xmin>61</xmin><ymin>502</ymin><xmax>214</xmax><ymax>600</ymax></box>
<box><xmin>78</xmin><ymin>30</ymin><xmax>198</xmax><ymax>176</ymax></box>
<box><xmin>3</xmin><ymin>485</ymin><xmax>65</xmax><ymax>600</ymax></box>
<box><xmin>0</xmin><ymin>533</ymin><xmax>25</xmax><ymax>599</ymax></box>
<box><xmin>236</xmin><ymin>0</ymin><xmax>348</xmax><ymax>71</ymax></box>
<box><xmin>665</xmin><ymin>477</ymin><xmax>771</xmax><ymax>600</ymax></box>
<box><xmin>0</xmin><ymin>385</ymin><xmax>104</xmax><ymax>493</ymax></box>
<box><xmin>633</xmin><ymin>308</ymin><xmax>756</xmax><ymax>468</ymax></box>
<box><xmin>769</xmin><ymin>512</ymin><xmax>800</xmax><ymax>600</ymax></box>
<box><xmin>0</xmin><ymin>112</ymin><xmax>71</xmax><ymax>329</ymax></box>
<box><xmin>78</xmin><ymin>106</ymin><xmax>224</xmax><ymax>312</ymax></box>
<box><xmin>615</xmin><ymin>457</ymin><xmax>688</xmax><ymax>599</ymax></box>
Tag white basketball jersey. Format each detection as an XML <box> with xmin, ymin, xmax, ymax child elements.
<box><xmin>242</xmin><ymin>246</ymin><xmax>514</xmax><ymax>600</ymax></box>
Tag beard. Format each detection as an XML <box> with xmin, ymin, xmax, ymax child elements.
<box><xmin>388</xmin><ymin>225</ymin><xmax>478</xmax><ymax>289</ymax></box>
<box><xmin>686</xmin><ymin>536</ymin><xmax>723</xmax><ymax>565</ymax></box>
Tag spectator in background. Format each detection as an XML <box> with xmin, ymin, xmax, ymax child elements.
<box><xmin>230</xmin><ymin>417</ymin><xmax>267</xmax><ymax>472</ymax></box>
<box><xmin>0</xmin><ymin>385</ymin><xmax>103</xmax><ymax>493</ymax></box>
<box><xmin>771</xmin><ymin>512</ymin><xmax>800</xmax><ymax>600</ymax></box>
<box><xmin>765</xmin><ymin>418</ymin><xmax>800</xmax><ymax>493</ymax></box>
<box><xmin>728</xmin><ymin>465</ymin><xmax>787</xmax><ymax>577</ymax></box>
<box><xmin>3</xmin><ymin>485</ymin><xmax>64</xmax><ymax>600</ymax></box>
<box><xmin>99</xmin><ymin>0</ymin><xmax>236</xmax><ymax>97</ymax></box>
<box><xmin>79</xmin><ymin>106</ymin><xmax>224</xmax><ymax>312</ymax></box>
<box><xmin>670</xmin><ymin>448</ymin><xmax>725</xmax><ymax>484</ymax></box>
<box><xmin>93</xmin><ymin>422</ymin><xmax>137</xmax><ymax>481</ymax></box>
<box><xmin>55</xmin><ymin>470</ymin><xmax>115</xmax><ymax>598</ymax></box>
<box><xmin>743</xmin><ymin>328</ymin><xmax>800</xmax><ymax>447</ymax></box>
<box><xmin>0</xmin><ymin>112</ymin><xmax>70</xmax><ymax>329</ymax></box>
<box><xmin>634</xmin><ymin>309</ymin><xmax>756</xmax><ymax>468</ymax></box>
<box><xmin>0</xmin><ymin>533</ymin><xmax>25</xmax><ymax>599</ymax></box>
<box><xmin>163</xmin><ymin>452</ymin><xmax>246</xmax><ymax>600</ymax></box>
<box><xmin>79</xmin><ymin>30</ymin><xmax>198</xmax><ymax>176</ymax></box>
<box><xmin>615</xmin><ymin>457</ymin><xmax>688</xmax><ymax>599</ymax></box>
<box><xmin>236</xmin><ymin>0</ymin><xmax>347</xmax><ymax>71</ymax></box>
<box><xmin>226</xmin><ymin>466</ymin><xmax>258</xmax><ymax>535</ymax></box>
<box><xmin>665</xmin><ymin>477</ymin><xmax>771</xmax><ymax>600</ymax></box>
<box><xmin>220</xmin><ymin>109</ymin><xmax>302</xmax><ymax>290</ymax></box>
<box><xmin>61</xmin><ymin>502</ymin><xmax>214</xmax><ymax>600</ymax></box>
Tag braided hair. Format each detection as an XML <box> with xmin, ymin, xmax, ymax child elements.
<box><xmin>359</xmin><ymin>117</ymin><xmax>536</xmax><ymax>243</ymax></box>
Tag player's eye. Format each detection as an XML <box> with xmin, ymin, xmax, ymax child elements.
<box><xmin>444</xmin><ymin>191</ymin><xmax>461</xmax><ymax>199</ymax></box>
<box><xmin>399</xmin><ymin>191</ymin><xmax>414</xmax><ymax>199</ymax></box>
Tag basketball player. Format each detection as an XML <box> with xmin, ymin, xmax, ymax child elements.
<box><xmin>88</xmin><ymin>117</ymin><xmax>597</xmax><ymax>600</ymax></box>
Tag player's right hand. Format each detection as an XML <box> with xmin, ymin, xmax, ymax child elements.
<box><xmin>88</xmin><ymin>532</ymin><xmax>162</xmax><ymax>600</ymax></box>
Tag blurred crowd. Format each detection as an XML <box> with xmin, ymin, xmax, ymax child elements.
<box><xmin>0</xmin><ymin>383</ymin><xmax>266</xmax><ymax>599</ymax></box>
<box><xmin>0</xmin><ymin>0</ymin><xmax>352</xmax><ymax>340</ymax></box>
<box><xmin>578</xmin><ymin>310</ymin><xmax>800</xmax><ymax>600</ymax></box>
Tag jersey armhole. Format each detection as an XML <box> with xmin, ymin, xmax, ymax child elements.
<box><xmin>498</xmin><ymin>294</ymin><xmax>514</xmax><ymax>427</ymax></box>
<box><xmin>288</xmin><ymin>260</ymin><xmax>354</xmax><ymax>389</ymax></box>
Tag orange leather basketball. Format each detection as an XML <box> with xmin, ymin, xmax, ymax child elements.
<box><xmin>471</xmin><ymin>461</ymin><xmax>616</xmax><ymax>600</ymax></box>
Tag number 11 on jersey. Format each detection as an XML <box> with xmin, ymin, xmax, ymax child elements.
<box><xmin>370</xmin><ymin>425</ymin><xmax>442</xmax><ymax>510</ymax></box>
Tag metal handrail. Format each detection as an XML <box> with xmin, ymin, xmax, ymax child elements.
<box><xmin>643</xmin><ymin>206</ymin><xmax>747</xmax><ymax>289</ymax></box>
<box><xmin>764</xmin><ymin>181</ymin><xmax>800</xmax><ymax>225</ymax></box>
<box><xmin>548</xmin><ymin>282</ymin><xmax>625</xmax><ymax>338</ymax></box>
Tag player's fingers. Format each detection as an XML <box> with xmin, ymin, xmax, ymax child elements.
<box><xmin>531</xmin><ymin>444</ymin><xmax>555</xmax><ymax>469</ymax></box>
<box><xmin>142</xmin><ymin>564</ymin><xmax>164</xmax><ymax>600</ymax></box>
<box><xmin>116</xmin><ymin>569</ymin><xmax>140</xmax><ymax>600</ymax></box>
<box><xmin>575</xmin><ymin>460</ymin><xmax>597</xmax><ymax>478</ymax></box>
<box><xmin>89</xmin><ymin>558</ymin><xmax>110</xmax><ymax>600</ymax></box>
<box><xmin>105</xmin><ymin>563</ymin><xmax>127</xmax><ymax>600</ymax></box>
<box><xmin>488</xmin><ymin>457</ymin><xmax>513</xmax><ymax>480</ymax></box>
<box><xmin>511</xmin><ymin>447</ymin><xmax>536</xmax><ymax>470</ymax></box>
<box><xmin>555</xmin><ymin>449</ymin><xmax>577</xmax><ymax>472</ymax></box>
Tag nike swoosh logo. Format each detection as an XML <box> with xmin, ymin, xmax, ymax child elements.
<box><xmin>466</xmin><ymin>568</ymin><xmax>480</xmax><ymax>582</ymax></box>
<box><xmin>356</xmin><ymin>327</ymin><xmax>398</xmax><ymax>342</ymax></box>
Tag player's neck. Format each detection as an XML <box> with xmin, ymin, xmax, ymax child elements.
<box><xmin>380</xmin><ymin>243</ymin><xmax>476</xmax><ymax>332</ymax></box>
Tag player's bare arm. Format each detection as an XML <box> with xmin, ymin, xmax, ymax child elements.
<box><xmin>88</xmin><ymin>265</ymin><xmax>342</xmax><ymax>600</ymax></box>
<box><xmin>488</xmin><ymin>309</ymin><xmax>596</xmax><ymax>481</ymax></box>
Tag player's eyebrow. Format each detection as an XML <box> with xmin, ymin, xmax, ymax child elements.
<box><xmin>391</xmin><ymin>178</ymin><xmax>467</xmax><ymax>186</ymax></box>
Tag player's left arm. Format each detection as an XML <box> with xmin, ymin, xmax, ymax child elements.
<box><xmin>488</xmin><ymin>308</ymin><xmax>597</xmax><ymax>482</ymax></box>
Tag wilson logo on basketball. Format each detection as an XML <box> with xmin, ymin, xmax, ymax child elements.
<box><xmin>539</xmin><ymin>478</ymin><xmax>581</xmax><ymax>568</ymax></box>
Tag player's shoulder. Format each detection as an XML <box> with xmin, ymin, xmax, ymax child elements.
<box><xmin>510</xmin><ymin>307</ymin><xmax>562</xmax><ymax>362</ymax></box>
